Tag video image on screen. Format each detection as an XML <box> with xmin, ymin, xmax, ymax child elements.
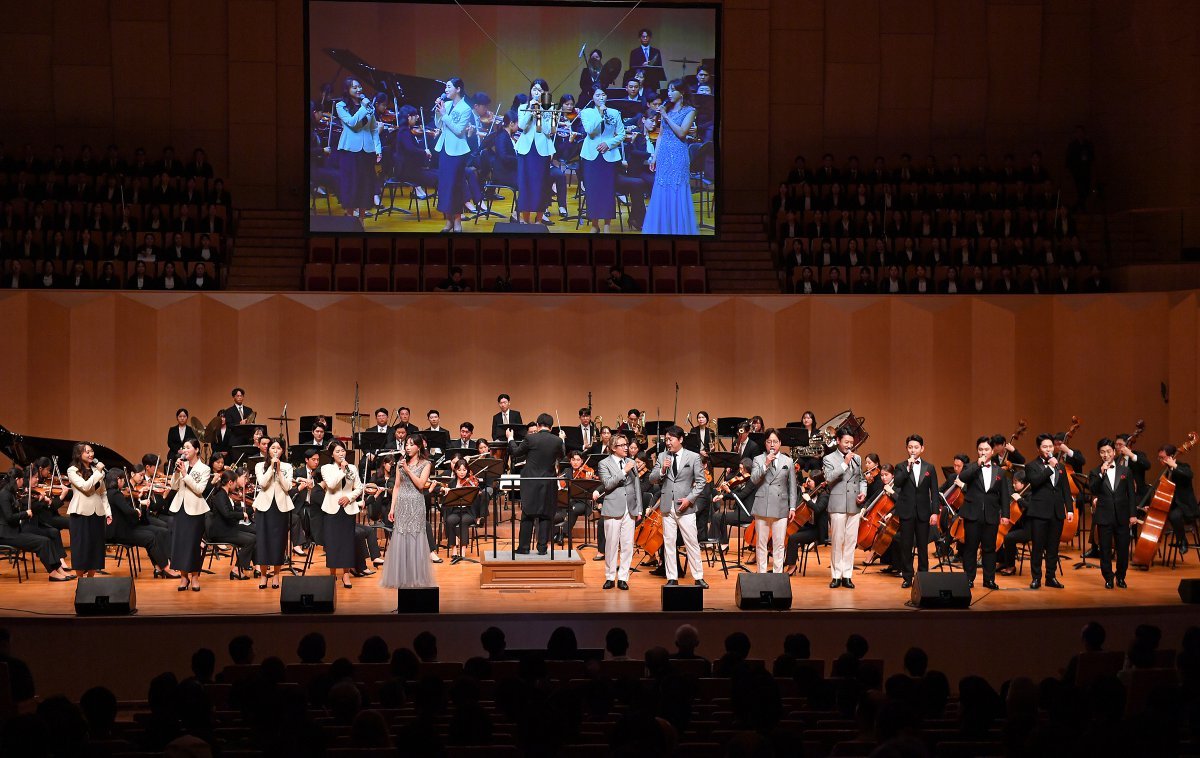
<box><xmin>307</xmin><ymin>0</ymin><xmax>718</xmax><ymax>236</ymax></box>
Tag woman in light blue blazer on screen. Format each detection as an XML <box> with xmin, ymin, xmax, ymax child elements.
<box><xmin>334</xmin><ymin>78</ymin><xmax>382</xmax><ymax>220</ymax></box>
<box><xmin>515</xmin><ymin>78</ymin><xmax>555</xmax><ymax>224</ymax></box>
<box><xmin>434</xmin><ymin>77</ymin><xmax>473</xmax><ymax>233</ymax></box>
<box><xmin>580</xmin><ymin>87</ymin><xmax>626</xmax><ymax>233</ymax></box>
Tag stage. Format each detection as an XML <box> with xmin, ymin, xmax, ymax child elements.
<box><xmin>3</xmin><ymin>538</ymin><xmax>1198</xmax><ymax>699</ymax></box>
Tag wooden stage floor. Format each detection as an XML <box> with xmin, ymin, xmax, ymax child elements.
<box><xmin>4</xmin><ymin>538</ymin><xmax>1198</xmax><ymax>699</ymax></box>
<box><xmin>3</xmin><ymin>538</ymin><xmax>1196</xmax><ymax>619</ymax></box>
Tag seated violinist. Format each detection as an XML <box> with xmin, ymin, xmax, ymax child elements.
<box><xmin>395</xmin><ymin>104</ymin><xmax>438</xmax><ymax>200</ymax></box>
<box><xmin>442</xmin><ymin>457</ymin><xmax>481</xmax><ymax>564</ymax></box>
<box><xmin>555</xmin><ymin>450</ymin><xmax>596</xmax><ymax>547</ymax></box>
<box><xmin>713</xmin><ymin>458</ymin><xmax>755</xmax><ymax>550</ymax></box>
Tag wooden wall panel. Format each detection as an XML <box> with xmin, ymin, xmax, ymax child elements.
<box><xmin>1</xmin><ymin>292</ymin><xmax>1196</xmax><ymax>473</ymax></box>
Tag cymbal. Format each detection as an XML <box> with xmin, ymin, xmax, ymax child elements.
<box><xmin>203</xmin><ymin>415</ymin><xmax>222</xmax><ymax>443</ymax></box>
<box><xmin>669</xmin><ymin>57</ymin><xmax>700</xmax><ymax>64</ymax></box>
<box><xmin>335</xmin><ymin>412</ymin><xmax>362</xmax><ymax>421</ymax></box>
<box><xmin>267</xmin><ymin>415</ymin><xmax>294</xmax><ymax>421</ymax></box>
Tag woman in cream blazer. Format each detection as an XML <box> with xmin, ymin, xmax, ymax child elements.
<box><xmin>252</xmin><ymin>438</ymin><xmax>294</xmax><ymax>588</ymax></box>
<box><xmin>320</xmin><ymin>440</ymin><xmax>363</xmax><ymax>587</ymax></box>
<box><xmin>168</xmin><ymin>439</ymin><xmax>211</xmax><ymax>591</ymax></box>
<box><xmin>67</xmin><ymin>442</ymin><xmax>111</xmax><ymax>576</ymax></box>
<box><xmin>515</xmin><ymin>78</ymin><xmax>556</xmax><ymax>223</ymax></box>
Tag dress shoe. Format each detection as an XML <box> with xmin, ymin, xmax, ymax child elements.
<box><xmin>1105</xmin><ymin>580</ymin><xmax>1114</xmax><ymax>589</ymax></box>
<box><xmin>602</xmin><ymin>580</ymin><xmax>615</xmax><ymax>590</ymax></box>
<box><xmin>1116</xmin><ymin>578</ymin><xmax>1128</xmax><ymax>588</ymax></box>
<box><xmin>1029</xmin><ymin>579</ymin><xmax>1041</xmax><ymax>589</ymax></box>
<box><xmin>592</xmin><ymin>554</ymin><xmax>605</xmax><ymax>561</ymax></box>
<box><xmin>666</xmin><ymin>579</ymin><xmax>678</xmax><ymax>586</ymax></box>
<box><xmin>514</xmin><ymin>549</ymin><xmax>530</xmax><ymax>555</ymax></box>
<box><xmin>537</xmin><ymin>548</ymin><xmax>548</xmax><ymax>556</ymax></box>
<box><xmin>1180</xmin><ymin>543</ymin><xmax>1190</xmax><ymax>555</ymax></box>
<box><xmin>618</xmin><ymin>580</ymin><xmax>629</xmax><ymax>591</ymax></box>
<box><xmin>901</xmin><ymin>579</ymin><xmax>912</xmax><ymax>589</ymax></box>
<box><xmin>649</xmin><ymin>567</ymin><xmax>666</xmax><ymax>577</ymax></box>
<box><xmin>829</xmin><ymin>579</ymin><xmax>841</xmax><ymax>588</ymax></box>
<box><xmin>842</xmin><ymin>578</ymin><xmax>855</xmax><ymax>589</ymax></box>
<box><xmin>1046</xmin><ymin>578</ymin><xmax>1065</xmax><ymax>589</ymax></box>
<box><xmin>982</xmin><ymin>580</ymin><xmax>1000</xmax><ymax>590</ymax></box>
<box><xmin>694</xmin><ymin>579</ymin><xmax>709</xmax><ymax>589</ymax></box>
<box><xmin>1082</xmin><ymin>546</ymin><xmax>1100</xmax><ymax>559</ymax></box>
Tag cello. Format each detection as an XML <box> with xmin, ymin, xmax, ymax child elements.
<box><xmin>857</xmin><ymin>487</ymin><xmax>896</xmax><ymax>552</ymax></box>
<box><xmin>1132</xmin><ymin>431</ymin><xmax>1197</xmax><ymax>568</ymax></box>
<box><xmin>1057</xmin><ymin>416</ymin><xmax>1084</xmax><ymax>544</ymax></box>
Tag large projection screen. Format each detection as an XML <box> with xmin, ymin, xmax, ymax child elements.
<box><xmin>306</xmin><ymin>0</ymin><xmax>719</xmax><ymax>236</ymax></box>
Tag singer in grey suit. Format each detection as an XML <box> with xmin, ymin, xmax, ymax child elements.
<box><xmin>823</xmin><ymin>428</ymin><xmax>867</xmax><ymax>586</ymax></box>
<box><xmin>750</xmin><ymin>430</ymin><xmax>797</xmax><ymax>574</ymax></box>
<box><xmin>596</xmin><ymin>434</ymin><xmax>643</xmax><ymax>587</ymax></box>
<box><xmin>648</xmin><ymin>426</ymin><xmax>708</xmax><ymax>585</ymax></box>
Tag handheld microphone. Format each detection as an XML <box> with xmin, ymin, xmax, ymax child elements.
<box><xmin>578</xmin><ymin>43</ymin><xmax>586</xmax><ymax>59</ymax></box>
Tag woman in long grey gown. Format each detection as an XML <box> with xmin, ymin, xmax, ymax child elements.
<box><xmin>379</xmin><ymin>434</ymin><xmax>434</xmax><ymax>588</ymax></box>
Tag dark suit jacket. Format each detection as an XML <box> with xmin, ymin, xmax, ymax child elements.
<box><xmin>491</xmin><ymin>410</ymin><xmax>523</xmax><ymax>441</ymax></box>
<box><xmin>958</xmin><ymin>462</ymin><xmax>1011</xmax><ymax>525</ymax></box>
<box><xmin>1024</xmin><ymin>458</ymin><xmax>1071</xmax><ymax>520</ymax></box>
<box><xmin>106</xmin><ymin>488</ymin><xmax>144</xmax><ymax>540</ymax></box>
<box><xmin>892</xmin><ymin>460</ymin><xmax>939</xmax><ymax>520</ymax></box>
<box><xmin>733</xmin><ymin>438</ymin><xmax>762</xmax><ymax>462</ymax></box>
<box><xmin>224</xmin><ymin>404</ymin><xmax>254</xmax><ymax>428</ymax></box>
<box><xmin>628</xmin><ymin>45</ymin><xmax>663</xmax><ymax>70</ymax></box>
<box><xmin>508</xmin><ymin>430</ymin><xmax>563</xmax><ymax>517</ymax></box>
<box><xmin>1087</xmin><ymin>464</ymin><xmax>1136</xmax><ymax>526</ymax></box>
<box><xmin>167</xmin><ymin>425</ymin><xmax>199</xmax><ymax>460</ymax></box>
<box><xmin>1168</xmin><ymin>462</ymin><xmax>1198</xmax><ymax>518</ymax></box>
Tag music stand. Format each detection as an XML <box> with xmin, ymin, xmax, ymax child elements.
<box><xmin>228</xmin><ymin>424</ymin><xmax>267</xmax><ymax>449</ymax></box>
<box><xmin>497</xmin><ymin>423</ymin><xmax>528</xmax><ymax>442</ymax></box>
<box><xmin>749</xmin><ymin>432</ymin><xmax>766</xmax><ymax>449</ymax></box>
<box><xmin>565</xmin><ymin>477</ymin><xmax>602</xmax><ymax>552</ymax></box>
<box><xmin>443</xmin><ymin>486</ymin><xmax>481</xmax><ymax>563</ymax></box>
<box><xmin>683</xmin><ymin>431</ymin><xmax>702</xmax><ymax>454</ymax></box>
<box><xmin>605</xmin><ymin>88</ymin><xmax>632</xmax><ymax>103</ymax></box>
<box><xmin>470</xmin><ymin>457</ymin><xmax>504</xmax><ymax>553</ymax></box>
<box><xmin>422</xmin><ymin>430</ymin><xmax>451</xmax><ymax>454</ymax></box>
<box><xmin>562</xmin><ymin>427</ymin><xmax>586</xmax><ymax>451</ymax></box>
<box><xmin>299</xmin><ymin>414</ymin><xmax>334</xmax><ymax>446</ymax></box>
<box><xmin>607</xmin><ymin>98</ymin><xmax>648</xmax><ymax>122</ymax></box>
<box><xmin>717</xmin><ymin>416</ymin><xmax>748</xmax><ymax>449</ymax></box>
<box><xmin>625</xmin><ymin>64</ymin><xmax>666</xmax><ymax>90</ymax></box>
<box><xmin>776</xmin><ymin>427</ymin><xmax>808</xmax><ymax>450</ymax></box>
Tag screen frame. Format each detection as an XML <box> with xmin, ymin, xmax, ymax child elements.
<box><xmin>302</xmin><ymin>0</ymin><xmax>722</xmax><ymax>238</ymax></box>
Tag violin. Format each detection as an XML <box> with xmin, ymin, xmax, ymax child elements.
<box><xmin>717</xmin><ymin>472</ymin><xmax>750</xmax><ymax>494</ymax></box>
<box><xmin>862</xmin><ymin>461</ymin><xmax>880</xmax><ymax>484</ymax></box>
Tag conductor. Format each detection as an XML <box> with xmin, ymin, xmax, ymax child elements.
<box><xmin>507</xmin><ymin>413</ymin><xmax>565</xmax><ymax>555</ymax></box>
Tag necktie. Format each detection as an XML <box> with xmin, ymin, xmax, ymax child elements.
<box><xmin>671</xmin><ymin>456</ymin><xmax>678</xmax><ymax>477</ymax></box>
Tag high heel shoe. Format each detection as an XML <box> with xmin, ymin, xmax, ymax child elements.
<box><xmin>341</xmin><ymin>578</ymin><xmax>353</xmax><ymax>589</ymax></box>
<box><xmin>191</xmin><ymin>583</ymin><xmax>201</xmax><ymax>592</ymax></box>
<box><xmin>177</xmin><ymin>580</ymin><xmax>190</xmax><ymax>592</ymax></box>
<box><xmin>258</xmin><ymin>578</ymin><xmax>267</xmax><ymax>589</ymax></box>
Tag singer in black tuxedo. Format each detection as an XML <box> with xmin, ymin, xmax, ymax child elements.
<box><xmin>1087</xmin><ymin>439</ymin><xmax>1137</xmax><ymax>587</ymax></box>
<box><xmin>507</xmin><ymin>414</ymin><xmax>563</xmax><ymax>554</ymax></box>
<box><xmin>891</xmin><ymin>435</ymin><xmax>939</xmax><ymax>585</ymax></box>
<box><xmin>1023</xmin><ymin>434</ymin><xmax>1074</xmax><ymax>588</ymax></box>
<box><xmin>957</xmin><ymin>438</ymin><xmax>1013</xmax><ymax>588</ymax></box>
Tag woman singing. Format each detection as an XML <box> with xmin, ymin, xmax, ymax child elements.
<box><xmin>334</xmin><ymin>78</ymin><xmax>383</xmax><ymax>220</ymax></box>
<box><xmin>66</xmin><ymin>443</ymin><xmax>111</xmax><ymax>578</ymax></box>
<box><xmin>642</xmin><ymin>79</ymin><xmax>698</xmax><ymax>235</ymax></box>
<box><xmin>320</xmin><ymin>440</ymin><xmax>363</xmax><ymax>589</ymax></box>
<box><xmin>252</xmin><ymin>438</ymin><xmax>294</xmax><ymax>588</ymax></box>
<box><xmin>380</xmin><ymin>434</ymin><xmax>434</xmax><ymax>588</ymax></box>
<box><xmin>433</xmin><ymin>77</ymin><xmax>473</xmax><ymax>233</ymax></box>
<box><xmin>515</xmin><ymin>79</ymin><xmax>555</xmax><ymax>224</ymax></box>
<box><xmin>580</xmin><ymin>88</ymin><xmax>626</xmax><ymax>233</ymax></box>
<box><xmin>168</xmin><ymin>439</ymin><xmax>211</xmax><ymax>591</ymax></box>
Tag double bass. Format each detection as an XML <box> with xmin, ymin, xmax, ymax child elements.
<box><xmin>997</xmin><ymin>419</ymin><xmax>1028</xmax><ymax>470</ymax></box>
<box><xmin>1132</xmin><ymin>431</ymin><xmax>1197</xmax><ymax>568</ymax></box>
<box><xmin>1057</xmin><ymin>416</ymin><xmax>1084</xmax><ymax>545</ymax></box>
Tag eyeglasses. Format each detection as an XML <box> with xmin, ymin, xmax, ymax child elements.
<box><xmin>613</xmin><ymin>443</ymin><xmax>629</xmax><ymax>448</ymax></box>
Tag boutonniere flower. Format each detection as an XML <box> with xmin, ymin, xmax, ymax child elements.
<box><xmin>1119</xmin><ymin>474</ymin><xmax>1126</xmax><ymax>480</ymax></box>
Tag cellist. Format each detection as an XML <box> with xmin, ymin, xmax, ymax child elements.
<box><xmin>1157</xmin><ymin>443</ymin><xmax>1197</xmax><ymax>556</ymax></box>
<box><xmin>955</xmin><ymin>437</ymin><xmax>1012</xmax><ymax>590</ymax></box>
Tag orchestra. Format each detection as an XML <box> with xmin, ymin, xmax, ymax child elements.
<box><xmin>5</xmin><ymin>393</ymin><xmax>1196</xmax><ymax>605</ymax></box>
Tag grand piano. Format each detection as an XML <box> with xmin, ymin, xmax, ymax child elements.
<box><xmin>0</xmin><ymin>423</ymin><xmax>135</xmax><ymax>473</ymax></box>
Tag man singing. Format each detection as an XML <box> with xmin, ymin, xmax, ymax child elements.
<box><xmin>649</xmin><ymin>426</ymin><xmax>708</xmax><ymax>588</ymax></box>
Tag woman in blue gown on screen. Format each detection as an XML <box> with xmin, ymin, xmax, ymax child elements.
<box><xmin>643</xmin><ymin>79</ymin><xmax>698</xmax><ymax>235</ymax></box>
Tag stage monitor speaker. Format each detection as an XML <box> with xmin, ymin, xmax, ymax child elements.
<box><xmin>494</xmin><ymin>222</ymin><xmax>548</xmax><ymax>233</ymax></box>
<box><xmin>310</xmin><ymin>215</ymin><xmax>364</xmax><ymax>233</ymax></box>
<box><xmin>910</xmin><ymin>571</ymin><xmax>971</xmax><ymax>609</ymax></box>
<box><xmin>661</xmin><ymin>584</ymin><xmax>703</xmax><ymax>612</ymax></box>
<box><xmin>280</xmin><ymin>576</ymin><xmax>336</xmax><ymax>614</ymax></box>
<box><xmin>397</xmin><ymin>587</ymin><xmax>440</xmax><ymax>613</ymax></box>
<box><xmin>74</xmin><ymin>577</ymin><xmax>136</xmax><ymax>616</ymax></box>
<box><xmin>1180</xmin><ymin>579</ymin><xmax>1200</xmax><ymax>604</ymax></box>
<box><xmin>734</xmin><ymin>573</ymin><xmax>793</xmax><ymax>610</ymax></box>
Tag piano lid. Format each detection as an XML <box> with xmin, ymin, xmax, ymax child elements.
<box><xmin>0</xmin><ymin>423</ymin><xmax>135</xmax><ymax>472</ymax></box>
<box><xmin>323</xmin><ymin>48</ymin><xmax>446</xmax><ymax>109</ymax></box>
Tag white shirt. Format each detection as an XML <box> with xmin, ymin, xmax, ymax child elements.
<box><xmin>980</xmin><ymin>463</ymin><xmax>991</xmax><ymax>492</ymax></box>
<box><xmin>911</xmin><ymin>460</ymin><xmax>921</xmax><ymax>480</ymax></box>
<box><xmin>1106</xmin><ymin>466</ymin><xmax>1116</xmax><ymax>490</ymax></box>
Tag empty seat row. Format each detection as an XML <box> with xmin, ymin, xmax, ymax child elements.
<box><xmin>303</xmin><ymin>263</ymin><xmax>707</xmax><ymax>294</ymax></box>
<box><xmin>306</xmin><ymin>236</ymin><xmax>702</xmax><ymax>268</ymax></box>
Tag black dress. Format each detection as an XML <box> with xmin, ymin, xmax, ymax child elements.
<box><xmin>206</xmin><ymin>489</ymin><xmax>256</xmax><ymax>570</ymax></box>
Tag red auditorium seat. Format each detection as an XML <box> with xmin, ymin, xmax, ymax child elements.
<box><xmin>303</xmin><ymin>262</ymin><xmax>332</xmax><ymax>290</ymax></box>
<box><xmin>333</xmin><ymin>263</ymin><xmax>361</xmax><ymax>291</ymax></box>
